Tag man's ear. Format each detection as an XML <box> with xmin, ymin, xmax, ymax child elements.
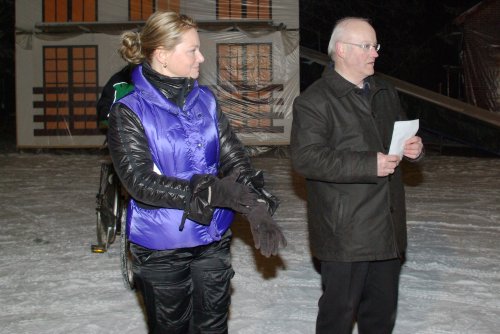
<box><xmin>335</xmin><ymin>42</ymin><xmax>346</xmax><ymax>59</ymax></box>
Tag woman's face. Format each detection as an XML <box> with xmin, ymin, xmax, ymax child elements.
<box><xmin>161</xmin><ymin>28</ymin><xmax>205</xmax><ymax>79</ymax></box>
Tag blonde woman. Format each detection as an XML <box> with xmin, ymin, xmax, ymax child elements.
<box><xmin>107</xmin><ymin>11</ymin><xmax>286</xmax><ymax>333</ymax></box>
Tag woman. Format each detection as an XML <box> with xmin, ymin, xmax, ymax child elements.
<box><xmin>107</xmin><ymin>11</ymin><xmax>286</xmax><ymax>333</ymax></box>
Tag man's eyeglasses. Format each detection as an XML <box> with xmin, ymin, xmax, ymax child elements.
<box><xmin>342</xmin><ymin>42</ymin><xmax>381</xmax><ymax>52</ymax></box>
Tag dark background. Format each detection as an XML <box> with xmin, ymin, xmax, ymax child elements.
<box><xmin>0</xmin><ymin>0</ymin><xmax>15</xmax><ymax>151</ymax></box>
<box><xmin>299</xmin><ymin>0</ymin><xmax>481</xmax><ymax>91</ymax></box>
<box><xmin>0</xmin><ymin>0</ymin><xmax>482</xmax><ymax>151</ymax></box>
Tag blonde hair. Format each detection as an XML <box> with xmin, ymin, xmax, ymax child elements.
<box><xmin>119</xmin><ymin>11</ymin><xmax>198</xmax><ymax>64</ymax></box>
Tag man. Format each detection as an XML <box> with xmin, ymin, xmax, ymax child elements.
<box><xmin>290</xmin><ymin>17</ymin><xmax>423</xmax><ymax>334</ymax></box>
<box><xmin>96</xmin><ymin>65</ymin><xmax>133</xmax><ymax>130</ymax></box>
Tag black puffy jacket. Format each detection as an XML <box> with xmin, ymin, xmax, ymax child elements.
<box><xmin>107</xmin><ymin>64</ymin><xmax>278</xmax><ymax>227</ymax></box>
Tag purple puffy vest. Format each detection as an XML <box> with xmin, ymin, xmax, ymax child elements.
<box><xmin>119</xmin><ymin>65</ymin><xmax>234</xmax><ymax>250</ymax></box>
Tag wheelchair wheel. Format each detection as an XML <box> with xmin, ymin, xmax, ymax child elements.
<box><xmin>92</xmin><ymin>163</ymin><xmax>120</xmax><ymax>252</ymax></box>
<box><xmin>120</xmin><ymin>204</ymin><xmax>135</xmax><ymax>290</ymax></box>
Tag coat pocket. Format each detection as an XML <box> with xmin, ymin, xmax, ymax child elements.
<box><xmin>327</xmin><ymin>192</ymin><xmax>348</xmax><ymax>235</ymax></box>
<box><xmin>201</xmin><ymin>267</ymin><xmax>235</xmax><ymax>312</ymax></box>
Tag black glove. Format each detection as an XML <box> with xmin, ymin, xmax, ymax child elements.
<box><xmin>244</xmin><ymin>202</ymin><xmax>287</xmax><ymax>257</ymax></box>
<box><xmin>185</xmin><ymin>174</ymin><xmax>218</xmax><ymax>227</ymax></box>
<box><xmin>238</xmin><ymin>170</ymin><xmax>280</xmax><ymax>215</ymax></box>
<box><xmin>209</xmin><ymin>170</ymin><xmax>258</xmax><ymax>214</ymax></box>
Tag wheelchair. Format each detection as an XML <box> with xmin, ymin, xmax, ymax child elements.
<box><xmin>91</xmin><ymin>160</ymin><xmax>135</xmax><ymax>290</ymax></box>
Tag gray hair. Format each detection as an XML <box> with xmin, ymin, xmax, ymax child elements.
<box><xmin>327</xmin><ymin>17</ymin><xmax>371</xmax><ymax>59</ymax></box>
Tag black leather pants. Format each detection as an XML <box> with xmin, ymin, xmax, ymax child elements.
<box><xmin>131</xmin><ymin>231</ymin><xmax>234</xmax><ymax>334</ymax></box>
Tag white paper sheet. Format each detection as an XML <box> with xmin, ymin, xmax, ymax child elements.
<box><xmin>389</xmin><ymin>119</ymin><xmax>419</xmax><ymax>158</ymax></box>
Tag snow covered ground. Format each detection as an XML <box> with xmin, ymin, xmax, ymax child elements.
<box><xmin>1</xmin><ymin>151</ymin><xmax>499</xmax><ymax>333</ymax></box>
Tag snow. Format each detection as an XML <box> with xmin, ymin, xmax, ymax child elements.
<box><xmin>1</xmin><ymin>152</ymin><xmax>499</xmax><ymax>333</ymax></box>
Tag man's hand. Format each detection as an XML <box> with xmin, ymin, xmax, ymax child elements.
<box><xmin>377</xmin><ymin>152</ymin><xmax>400</xmax><ymax>177</ymax></box>
<box><xmin>403</xmin><ymin>136</ymin><xmax>423</xmax><ymax>159</ymax></box>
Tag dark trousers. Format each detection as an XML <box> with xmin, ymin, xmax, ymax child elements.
<box><xmin>316</xmin><ymin>259</ymin><xmax>402</xmax><ymax>334</ymax></box>
<box><xmin>131</xmin><ymin>232</ymin><xmax>234</xmax><ymax>334</ymax></box>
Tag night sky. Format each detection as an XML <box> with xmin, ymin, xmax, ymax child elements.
<box><xmin>299</xmin><ymin>0</ymin><xmax>482</xmax><ymax>90</ymax></box>
<box><xmin>0</xmin><ymin>0</ymin><xmax>483</xmax><ymax>148</ymax></box>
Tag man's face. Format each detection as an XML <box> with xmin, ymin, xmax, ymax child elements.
<box><xmin>342</xmin><ymin>21</ymin><xmax>379</xmax><ymax>82</ymax></box>
<box><xmin>164</xmin><ymin>28</ymin><xmax>205</xmax><ymax>79</ymax></box>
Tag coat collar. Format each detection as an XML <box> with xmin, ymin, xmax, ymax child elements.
<box><xmin>132</xmin><ymin>64</ymin><xmax>200</xmax><ymax>114</ymax></box>
<box><xmin>322</xmin><ymin>65</ymin><xmax>387</xmax><ymax>98</ymax></box>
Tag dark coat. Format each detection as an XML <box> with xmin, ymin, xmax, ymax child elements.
<box><xmin>291</xmin><ymin>68</ymin><xmax>411</xmax><ymax>262</ymax></box>
<box><xmin>97</xmin><ymin>65</ymin><xmax>132</xmax><ymax>126</ymax></box>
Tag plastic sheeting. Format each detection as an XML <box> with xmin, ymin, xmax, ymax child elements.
<box><xmin>15</xmin><ymin>0</ymin><xmax>299</xmax><ymax>148</ymax></box>
<box><xmin>198</xmin><ymin>29</ymin><xmax>299</xmax><ymax>146</ymax></box>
